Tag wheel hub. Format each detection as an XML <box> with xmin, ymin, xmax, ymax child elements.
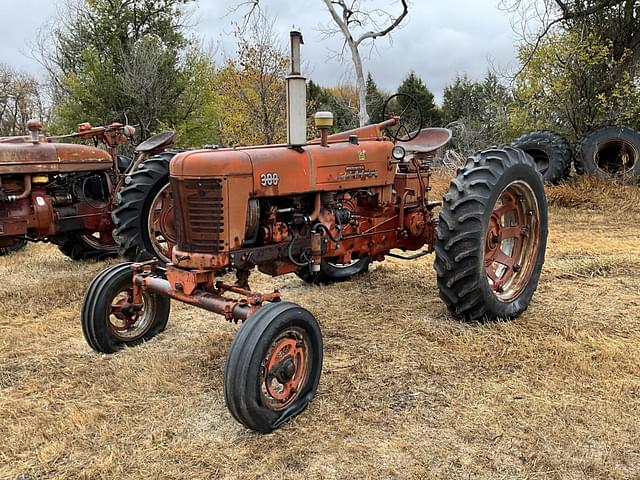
<box><xmin>273</xmin><ymin>356</ymin><xmax>297</xmax><ymax>384</ymax></box>
<box><xmin>109</xmin><ymin>288</ymin><xmax>150</xmax><ymax>337</ymax></box>
<box><xmin>262</xmin><ymin>335</ymin><xmax>308</xmax><ymax>409</ymax></box>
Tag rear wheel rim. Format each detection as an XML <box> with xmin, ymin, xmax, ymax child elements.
<box><xmin>147</xmin><ymin>184</ymin><xmax>175</xmax><ymax>264</ymax></box>
<box><xmin>81</xmin><ymin>232</ymin><xmax>118</xmax><ymax>252</ymax></box>
<box><xmin>260</xmin><ymin>327</ymin><xmax>311</xmax><ymax>411</ymax></box>
<box><xmin>326</xmin><ymin>258</ymin><xmax>361</xmax><ymax>269</ymax></box>
<box><xmin>484</xmin><ymin>181</ymin><xmax>541</xmax><ymax>302</ymax></box>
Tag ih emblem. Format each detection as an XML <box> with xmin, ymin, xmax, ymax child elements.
<box><xmin>358</xmin><ymin>150</ymin><xmax>367</xmax><ymax>161</ymax></box>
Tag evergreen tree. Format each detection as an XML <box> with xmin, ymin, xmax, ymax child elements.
<box><xmin>42</xmin><ymin>0</ymin><xmax>217</xmax><ymax>144</ymax></box>
<box><xmin>365</xmin><ymin>73</ymin><xmax>386</xmax><ymax>124</ymax></box>
<box><xmin>397</xmin><ymin>72</ymin><xmax>442</xmax><ymax>126</ymax></box>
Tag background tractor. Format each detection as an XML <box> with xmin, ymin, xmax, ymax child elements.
<box><xmin>82</xmin><ymin>32</ymin><xmax>548</xmax><ymax>433</ymax></box>
<box><xmin>0</xmin><ymin>121</ymin><xmax>177</xmax><ymax>260</ymax></box>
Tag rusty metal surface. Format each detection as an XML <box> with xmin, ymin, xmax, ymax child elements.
<box><xmin>0</xmin><ymin>120</ymin><xmax>175</xmax><ymax>250</ymax></box>
<box><xmin>170</xmin><ymin>130</ymin><xmax>395</xmax><ymax>196</ymax></box>
<box><xmin>397</xmin><ymin>128</ymin><xmax>452</xmax><ymax>154</ymax></box>
<box><xmin>0</xmin><ymin>142</ymin><xmax>112</xmax><ymax>175</ymax></box>
<box><xmin>135</xmin><ymin>131</ymin><xmax>176</xmax><ymax>154</ymax></box>
<box><xmin>131</xmin><ymin>262</ymin><xmax>282</xmax><ymax>323</ymax></box>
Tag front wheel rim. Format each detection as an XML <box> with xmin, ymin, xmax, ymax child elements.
<box><xmin>109</xmin><ymin>288</ymin><xmax>156</xmax><ymax>340</ymax></box>
<box><xmin>260</xmin><ymin>327</ymin><xmax>311</xmax><ymax>411</ymax></box>
<box><xmin>484</xmin><ymin>180</ymin><xmax>541</xmax><ymax>303</ymax></box>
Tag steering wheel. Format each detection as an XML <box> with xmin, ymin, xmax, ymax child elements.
<box><xmin>381</xmin><ymin>93</ymin><xmax>423</xmax><ymax>143</ymax></box>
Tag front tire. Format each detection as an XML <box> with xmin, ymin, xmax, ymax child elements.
<box><xmin>112</xmin><ymin>153</ymin><xmax>176</xmax><ymax>264</ymax></box>
<box><xmin>434</xmin><ymin>147</ymin><xmax>548</xmax><ymax>321</ymax></box>
<box><xmin>81</xmin><ymin>262</ymin><xmax>170</xmax><ymax>353</ymax></box>
<box><xmin>224</xmin><ymin>302</ymin><xmax>323</xmax><ymax>433</ymax></box>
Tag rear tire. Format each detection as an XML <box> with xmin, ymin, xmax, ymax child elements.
<box><xmin>112</xmin><ymin>153</ymin><xmax>176</xmax><ymax>264</ymax></box>
<box><xmin>0</xmin><ymin>238</ymin><xmax>27</xmax><ymax>256</ymax></box>
<box><xmin>511</xmin><ymin>130</ymin><xmax>572</xmax><ymax>184</ymax></box>
<box><xmin>81</xmin><ymin>262</ymin><xmax>170</xmax><ymax>353</ymax></box>
<box><xmin>224</xmin><ymin>302</ymin><xmax>323</xmax><ymax>433</ymax></box>
<box><xmin>575</xmin><ymin>126</ymin><xmax>640</xmax><ymax>178</ymax></box>
<box><xmin>296</xmin><ymin>257</ymin><xmax>371</xmax><ymax>284</ymax></box>
<box><xmin>57</xmin><ymin>233</ymin><xmax>118</xmax><ymax>261</ymax></box>
<box><xmin>434</xmin><ymin>147</ymin><xmax>548</xmax><ymax>321</ymax></box>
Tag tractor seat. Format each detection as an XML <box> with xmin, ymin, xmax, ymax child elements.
<box><xmin>397</xmin><ymin>128</ymin><xmax>452</xmax><ymax>154</ymax></box>
<box><xmin>135</xmin><ymin>131</ymin><xmax>177</xmax><ymax>154</ymax></box>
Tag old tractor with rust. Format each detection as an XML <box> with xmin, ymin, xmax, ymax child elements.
<box><xmin>82</xmin><ymin>32</ymin><xmax>548</xmax><ymax>433</ymax></box>
<box><xmin>0</xmin><ymin>120</ymin><xmax>176</xmax><ymax>259</ymax></box>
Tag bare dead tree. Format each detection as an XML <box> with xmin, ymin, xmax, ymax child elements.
<box><xmin>0</xmin><ymin>64</ymin><xmax>51</xmax><ymax>136</ymax></box>
<box><xmin>320</xmin><ymin>0</ymin><xmax>409</xmax><ymax>126</ymax></box>
<box><xmin>236</xmin><ymin>0</ymin><xmax>409</xmax><ymax>127</ymax></box>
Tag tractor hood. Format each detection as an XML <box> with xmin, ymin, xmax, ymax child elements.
<box><xmin>170</xmin><ymin>138</ymin><xmax>395</xmax><ymax>197</ymax></box>
<box><xmin>0</xmin><ymin>141</ymin><xmax>112</xmax><ymax>175</ymax></box>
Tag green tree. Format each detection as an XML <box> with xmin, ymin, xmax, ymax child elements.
<box><xmin>442</xmin><ymin>75</ymin><xmax>481</xmax><ymax>126</ymax></box>
<box><xmin>510</xmin><ymin>30</ymin><xmax>640</xmax><ymax>138</ymax></box>
<box><xmin>442</xmin><ymin>72</ymin><xmax>512</xmax><ymax>154</ymax></box>
<box><xmin>365</xmin><ymin>73</ymin><xmax>386</xmax><ymax>124</ymax></box>
<box><xmin>39</xmin><ymin>0</ymin><xmax>217</xmax><ymax>145</ymax></box>
<box><xmin>504</xmin><ymin>1</ymin><xmax>640</xmax><ymax>136</ymax></box>
<box><xmin>397</xmin><ymin>72</ymin><xmax>442</xmax><ymax>127</ymax></box>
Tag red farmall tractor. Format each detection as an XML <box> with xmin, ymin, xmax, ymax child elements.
<box><xmin>0</xmin><ymin>120</ymin><xmax>177</xmax><ymax>259</ymax></box>
<box><xmin>82</xmin><ymin>32</ymin><xmax>548</xmax><ymax>433</ymax></box>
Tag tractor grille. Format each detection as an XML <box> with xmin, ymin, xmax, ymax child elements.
<box><xmin>171</xmin><ymin>177</ymin><xmax>225</xmax><ymax>254</ymax></box>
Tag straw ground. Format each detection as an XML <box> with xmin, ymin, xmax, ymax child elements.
<box><xmin>1</xmin><ymin>174</ymin><xmax>639</xmax><ymax>479</ymax></box>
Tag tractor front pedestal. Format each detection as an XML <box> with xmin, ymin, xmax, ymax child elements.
<box><xmin>129</xmin><ymin>260</ymin><xmax>278</xmax><ymax>323</ymax></box>
<box><xmin>81</xmin><ymin>260</ymin><xmax>323</xmax><ymax>433</ymax></box>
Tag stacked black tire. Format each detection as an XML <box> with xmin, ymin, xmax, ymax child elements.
<box><xmin>513</xmin><ymin>126</ymin><xmax>640</xmax><ymax>182</ymax></box>
<box><xmin>575</xmin><ymin>126</ymin><xmax>640</xmax><ymax>178</ymax></box>
<box><xmin>511</xmin><ymin>130</ymin><xmax>573</xmax><ymax>184</ymax></box>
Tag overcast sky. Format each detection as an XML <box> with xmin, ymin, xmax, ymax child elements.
<box><xmin>0</xmin><ymin>0</ymin><xmax>521</xmax><ymax>103</ymax></box>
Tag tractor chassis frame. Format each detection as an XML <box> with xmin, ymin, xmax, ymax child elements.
<box><xmin>130</xmin><ymin>260</ymin><xmax>281</xmax><ymax>323</ymax></box>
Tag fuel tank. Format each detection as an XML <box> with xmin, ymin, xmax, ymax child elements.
<box><xmin>0</xmin><ymin>141</ymin><xmax>112</xmax><ymax>175</ymax></box>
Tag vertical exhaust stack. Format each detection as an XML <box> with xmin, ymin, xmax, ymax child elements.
<box><xmin>286</xmin><ymin>31</ymin><xmax>307</xmax><ymax>147</ymax></box>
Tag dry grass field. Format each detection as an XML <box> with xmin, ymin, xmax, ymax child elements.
<box><xmin>1</xmin><ymin>174</ymin><xmax>639</xmax><ymax>479</ymax></box>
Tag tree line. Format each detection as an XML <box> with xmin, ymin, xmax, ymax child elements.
<box><xmin>1</xmin><ymin>0</ymin><xmax>638</xmax><ymax>157</ymax></box>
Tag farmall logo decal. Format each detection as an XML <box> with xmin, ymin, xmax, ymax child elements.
<box><xmin>337</xmin><ymin>164</ymin><xmax>378</xmax><ymax>181</ymax></box>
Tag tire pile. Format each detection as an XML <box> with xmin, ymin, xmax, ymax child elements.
<box><xmin>511</xmin><ymin>126</ymin><xmax>640</xmax><ymax>183</ymax></box>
